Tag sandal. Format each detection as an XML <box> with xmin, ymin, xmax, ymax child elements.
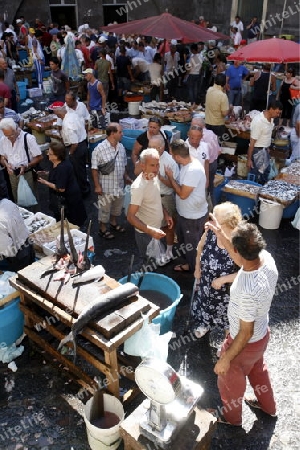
<box><xmin>110</xmin><ymin>223</ymin><xmax>125</xmax><ymax>233</ymax></box>
<box><xmin>98</xmin><ymin>230</ymin><xmax>115</xmax><ymax>239</ymax></box>
<box><xmin>207</xmin><ymin>409</ymin><xmax>242</xmax><ymax>427</ymax></box>
<box><xmin>244</xmin><ymin>398</ymin><xmax>277</xmax><ymax>417</ymax></box>
<box><xmin>173</xmin><ymin>264</ymin><xmax>190</xmax><ymax>273</ymax></box>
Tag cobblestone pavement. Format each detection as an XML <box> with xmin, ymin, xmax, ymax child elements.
<box><xmin>0</xmin><ymin>154</ymin><xmax>299</xmax><ymax>449</ymax></box>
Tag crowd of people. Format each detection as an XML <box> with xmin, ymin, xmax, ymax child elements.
<box><xmin>0</xmin><ymin>12</ymin><xmax>299</xmax><ymax>431</ymax></box>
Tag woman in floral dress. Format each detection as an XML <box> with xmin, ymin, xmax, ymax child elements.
<box><xmin>192</xmin><ymin>202</ymin><xmax>242</xmax><ymax>338</ymax></box>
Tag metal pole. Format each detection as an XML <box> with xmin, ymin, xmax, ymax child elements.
<box><xmin>280</xmin><ymin>0</ymin><xmax>288</xmax><ymax>37</ymax></box>
<box><xmin>266</xmin><ymin>63</ymin><xmax>273</xmax><ymax>110</ymax></box>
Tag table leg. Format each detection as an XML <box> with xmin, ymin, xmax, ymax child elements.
<box><xmin>105</xmin><ymin>350</ymin><xmax>120</xmax><ymax>398</ymax></box>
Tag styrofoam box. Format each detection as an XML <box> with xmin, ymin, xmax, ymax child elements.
<box><xmin>27</xmin><ymin>88</ymin><xmax>43</xmax><ymax>98</ymax></box>
<box><xmin>25</xmin><ymin>212</ymin><xmax>56</xmax><ymax>234</ymax></box>
<box><xmin>42</xmin><ymin>229</ymin><xmax>94</xmax><ymax>256</ymax></box>
<box><xmin>18</xmin><ymin>206</ymin><xmax>34</xmax><ymax>221</ymax></box>
<box><xmin>221</xmin><ymin>142</ymin><xmax>237</xmax><ymax>155</ymax></box>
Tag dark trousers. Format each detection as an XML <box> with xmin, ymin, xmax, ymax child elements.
<box><xmin>134</xmin><ymin>230</ymin><xmax>152</xmax><ymax>263</ymax></box>
<box><xmin>209</xmin><ymin>159</ymin><xmax>218</xmax><ymax>206</ymax></box>
<box><xmin>176</xmin><ymin>213</ymin><xmax>208</xmax><ymax>272</ymax></box>
<box><xmin>67</xmin><ymin>141</ymin><xmax>90</xmax><ymax>196</ymax></box>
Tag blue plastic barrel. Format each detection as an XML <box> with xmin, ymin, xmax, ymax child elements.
<box><xmin>282</xmin><ymin>199</ymin><xmax>300</xmax><ymax>219</ymax></box>
<box><xmin>170</xmin><ymin>121</ymin><xmax>191</xmax><ymax>140</ymax></box>
<box><xmin>16</xmin><ymin>81</ymin><xmax>27</xmax><ymax>100</ymax></box>
<box><xmin>119</xmin><ymin>273</ymin><xmax>182</xmax><ymax>334</ymax></box>
<box><xmin>0</xmin><ymin>297</ymin><xmax>24</xmax><ymax>346</ymax></box>
<box><xmin>122</xmin><ymin>129</ymin><xmax>144</xmax><ymax>138</ymax></box>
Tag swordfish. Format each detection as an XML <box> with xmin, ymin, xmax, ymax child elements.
<box><xmin>57</xmin><ymin>282</ymin><xmax>139</xmax><ymax>362</ymax></box>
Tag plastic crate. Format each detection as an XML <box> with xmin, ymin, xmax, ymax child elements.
<box><xmin>16</xmin><ymin>81</ymin><xmax>27</xmax><ymax>100</ymax></box>
<box><xmin>27</xmin><ymin>88</ymin><xmax>43</xmax><ymax>98</ymax></box>
<box><xmin>223</xmin><ymin>179</ymin><xmax>262</xmax><ymax>217</ymax></box>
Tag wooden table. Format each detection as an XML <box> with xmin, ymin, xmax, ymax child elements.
<box><xmin>120</xmin><ymin>400</ymin><xmax>217</xmax><ymax>450</ymax></box>
<box><xmin>10</xmin><ymin>257</ymin><xmax>160</xmax><ymax>399</ymax></box>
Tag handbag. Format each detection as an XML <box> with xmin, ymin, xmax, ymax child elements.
<box><xmin>97</xmin><ymin>151</ymin><xmax>119</xmax><ymax>175</ymax></box>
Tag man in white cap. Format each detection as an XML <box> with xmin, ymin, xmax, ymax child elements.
<box><xmin>16</xmin><ymin>19</ymin><xmax>28</xmax><ymax>45</ymax></box>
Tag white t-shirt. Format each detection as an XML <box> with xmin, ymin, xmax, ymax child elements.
<box><xmin>130</xmin><ymin>174</ymin><xmax>163</xmax><ymax>232</ymax></box>
<box><xmin>61</xmin><ymin>110</ymin><xmax>87</xmax><ymax>145</ymax></box>
<box><xmin>176</xmin><ymin>158</ymin><xmax>207</xmax><ymax>219</ymax></box>
<box><xmin>185</xmin><ymin>139</ymin><xmax>209</xmax><ymax>167</ymax></box>
<box><xmin>65</xmin><ymin>101</ymin><xmax>90</xmax><ymax>122</ymax></box>
<box><xmin>250</xmin><ymin>112</ymin><xmax>274</xmax><ymax>148</ymax></box>
<box><xmin>189</xmin><ymin>53</ymin><xmax>203</xmax><ymax>75</ymax></box>
<box><xmin>228</xmin><ymin>250</ymin><xmax>278</xmax><ymax>343</ymax></box>
<box><xmin>159</xmin><ymin>151</ymin><xmax>179</xmax><ymax>196</ymax></box>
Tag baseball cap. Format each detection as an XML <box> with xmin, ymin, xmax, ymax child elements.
<box><xmin>16</xmin><ymin>19</ymin><xmax>22</xmax><ymax>24</ymax></box>
<box><xmin>170</xmin><ymin>39</ymin><xmax>177</xmax><ymax>45</ymax></box>
<box><xmin>48</xmin><ymin>101</ymin><xmax>65</xmax><ymax>110</ymax></box>
<box><xmin>82</xmin><ymin>68</ymin><xmax>94</xmax><ymax>74</ymax></box>
<box><xmin>98</xmin><ymin>36</ymin><xmax>108</xmax><ymax>43</ymax></box>
<box><xmin>29</xmin><ymin>28</ymin><xmax>36</xmax><ymax>34</ymax></box>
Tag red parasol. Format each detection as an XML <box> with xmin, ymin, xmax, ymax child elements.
<box><xmin>101</xmin><ymin>12</ymin><xmax>229</xmax><ymax>43</ymax></box>
<box><xmin>227</xmin><ymin>37</ymin><xmax>300</xmax><ymax>63</ymax></box>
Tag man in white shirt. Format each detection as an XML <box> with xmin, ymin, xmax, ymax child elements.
<box><xmin>191</xmin><ymin>117</ymin><xmax>221</xmax><ymax>205</ymax></box>
<box><xmin>206</xmin><ymin>219</ymin><xmax>278</xmax><ymax>426</ymax></box>
<box><xmin>230</xmin><ymin>15</ymin><xmax>244</xmax><ymax>41</ymax></box>
<box><xmin>149</xmin><ymin>135</ymin><xmax>178</xmax><ymax>261</ymax></box>
<box><xmin>91</xmin><ymin>123</ymin><xmax>131</xmax><ymax>239</ymax></box>
<box><xmin>185</xmin><ymin>125</ymin><xmax>209</xmax><ymax>188</ymax></box>
<box><xmin>186</xmin><ymin>43</ymin><xmax>202</xmax><ymax>106</ymax></box>
<box><xmin>165</xmin><ymin>140</ymin><xmax>208</xmax><ymax>273</ymax></box>
<box><xmin>64</xmin><ymin>90</ymin><xmax>90</xmax><ymax>134</ymax></box>
<box><xmin>0</xmin><ymin>195</ymin><xmax>35</xmax><ymax>271</ymax></box>
<box><xmin>247</xmin><ymin>100</ymin><xmax>283</xmax><ymax>184</ymax></box>
<box><xmin>164</xmin><ymin>44</ymin><xmax>180</xmax><ymax>101</ymax></box>
<box><xmin>55</xmin><ymin>106</ymin><xmax>90</xmax><ymax>197</ymax></box>
<box><xmin>0</xmin><ymin>118</ymin><xmax>42</xmax><ymax>202</ymax></box>
<box><xmin>127</xmin><ymin>148</ymin><xmax>173</xmax><ymax>262</ymax></box>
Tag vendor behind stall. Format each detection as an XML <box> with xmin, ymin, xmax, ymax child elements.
<box><xmin>0</xmin><ymin>191</ymin><xmax>35</xmax><ymax>272</ymax></box>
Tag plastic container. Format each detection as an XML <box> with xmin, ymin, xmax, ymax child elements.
<box><xmin>119</xmin><ymin>273</ymin><xmax>182</xmax><ymax>335</ymax></box>
<box><xmin>43</xmin><ymin>229</ymin><xmax>94</xmax><ymax>256</ymax></box>
<box><xmin>121</xmin><ymin>136</ymin><xmax>136</xmax><ymax>152</ymax></box>
<box><xmin>259</xmin><ymin>198</ymin><xmax>283</xmax><ymax>229</ymax></box>
<box><xmin>215</xmin><ymin>178</ymin><xmax>228</xmax><ymax>204</ymax></box>
<box><xmin>16</xmin><ymin>81</ymin><xmax>27</xmax><ymax>100</ymax></box>
<box><xmin>122</xmin><ymin>129</ymin><xmax>144</xmax><ymax>138</ymax></box>
<box><xmin>237</xmin><ymin>155</ymin><xmax>248</xmax><ymax>178</ymax></box>
<box><xmin>127</xmin><ymin>101</ymin><xmax>141</xmax><ymax>116</ymax></box>
<box><xmin>0</xmin><ymin>297</ymin><xmax>24</xmax><ymax>346</ymax></box>
<box><xmin>282</xmin><ymin>199</ymin><xmax>300</xmax><ymax>219</ymax></box>
<box><xmin>223</xmin><ymin>179</ymin><xmax>262</xmax><ymax>217</ymax></box>
<box><xmin>221</xmin><ymin>142</ymin><xmax>237</xmax><ymax>155</ymax></box>
<box><xmin>84</xmin><ymin>392</ymin><xmax>124</xmax><ymax>450</ymax></box>
<box><xmin>170</xmin><ymin>121</ymin><xmax>190</xmax><ymax>140</ymax></box>
<box><xmin>43</xmin><ymin>80</ymin><xmax>52</xmax><ymax>94</ymax></box>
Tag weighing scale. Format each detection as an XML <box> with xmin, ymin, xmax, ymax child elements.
<box><xmin>135</xmin><ymin>358</ymin><xmax>204</xmax><ymax>449</ymax></box>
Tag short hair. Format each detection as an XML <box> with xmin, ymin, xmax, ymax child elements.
<box><xmin>0</xmin><ymin>118</ymin><xmax>17</xmax><ymax>131</ymax></box>
<box><xmin>268</xmin><ymin>99</ymin><xmax>283</xmax><ymax>111</ymax></box>
<box><xmin>170</xmin><ymin>140</ymin><xmax>189</xmax><ymax>157</ymax></box>
<box><xmin>99</xmin><ymin>49</ymin><xmax>107</xmax><ymax>56</ymax></box>
<box><xmin>140</xmin><ymin>148</ymin><xmax>159</xmax><ymax>163</ymax></box>
<box><xmin>190</xmin><ymin>43</ymin><xmax>198</xmax><ymax>52</ymax></box>
<box><xmin>215</xmin><ymin>73</ymin><xmax>226</xmax><ymax>87</ymax></box>
<box><xmin>106</xmin><ymin>123</ymin><xmax>120</xmax><ymax>136</ymax></box>
<box><xmin>148</xmin><ymin>135</ymin><xmax>165</xmax><ymax>149</ymax></box>
<box><xmin>213</xmin><ymin>202</ymin><xmax>242</xmax><ymax>229</ymax></box>
<box><xmin>49</xmin><ymin>141</ymin><xmax>66</xmax><ymax>161</ymax></box>
<box><xmin>65</xmin><ymin>90</ymin><xmax>77</xmax><ymax>100</ymax></box>
<box><xmin>49</xmin><ymin>56</ymin><xmax>60</xmax><ymax>66</ymax></box>
<box><xmin>189</xmin><ymin>125</ymin><xmax>203</xmax><ymax>133</ymax></box>
<box><xmin>191</xmin><ymin>117</ymin><xmax>205</xmax><ymax>127</ymax></box>
<box><xmin>286</xmin><ymin>67</ymin><xmax>295</xmax><ymax>76</ymax></box>
<box><xmin>148</xmin><ymin>117</ymin><xmax>162</xmax><ymax>126</ymax></box>
<box><xmin>232</xmin><ymin>222</ymin><xmax>266</xmax><ymax>261</ymax></box>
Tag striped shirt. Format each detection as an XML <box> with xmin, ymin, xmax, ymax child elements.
<box><xmin>228</xmin><ymin>250</ymin><xmax>278</xmax><ymax>343</ymax></box>
<box><xmin>91</xmin><ymin>139</ymin><xmax>127</xmax><ymax>196</ymax></box>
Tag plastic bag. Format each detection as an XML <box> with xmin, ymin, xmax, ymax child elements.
<box><xmin>123</xmin><ymin>186</ymin><xmax>131</xmax><ymax>216</ymax></box>
<box><xmin>291</xmin><ymin>207</ymin><xmax>300</xmax><ymax>230</ymax></box>
<box><xmin>146</xmin><ymin>238</ymin><xmax>166</xmax><ymax>266</ymax></box>
<box><xmin>268</xmin><ymin>158</ymin><xmax>278</xmax><ymax>180</ymax></box>
<box><xmin>17</xmin><ymin>175</ymin><xmax>38</xmax><ymax>207</ymax></box>
<box><xmin>253</xmin><ymin>148</ymin><xmax>270</xmax><ymax>174</ymax></box>
<box><xmin>124</xmin><ymin>315</ymin><xmax>172</xmax><ymax>361</ymax></box>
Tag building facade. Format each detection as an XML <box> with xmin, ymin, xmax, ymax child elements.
<box><xmin>1</xmin><ymin>0</ymin><xmax>299</xmax><ymax>39</ymax></box>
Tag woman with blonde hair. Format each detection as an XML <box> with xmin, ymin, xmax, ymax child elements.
<box><xmin>192</xmin><ymin>202</ymin><xmax>242</xmax><ymax>339</ymax></box>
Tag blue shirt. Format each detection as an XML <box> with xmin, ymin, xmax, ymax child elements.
<box><xmin>226</xmin><ymin>64</ymin><xmax>249</xmax><ymax>90</ymax></box>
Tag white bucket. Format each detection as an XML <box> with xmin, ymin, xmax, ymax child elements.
<box><xmin>43</xmin><ymin>80</ymin><xmax>52</xmax><ymax>94</ymax></box>
<box><xmin>84</xmin><ymin>392</ymin><xmax>124</xmax><ymax>450</ymax></box>
<box><xmin>237</xmin><ymin>155</ymin><xmax>248</xmax><ymax>178</ymax></box>
<box><xmin>128</xmin><ymin>101</ymin><xmax>140</xmax><ymax>115</ymax></box>
<box><xmin>259</xmin><ymin>198</ymin><xmax>283</xmax><ymax>229</ymax></box>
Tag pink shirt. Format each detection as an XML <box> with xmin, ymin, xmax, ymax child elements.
<box><xmin>202</xmin><ymin>128</ymin><xmax>221</xmax><ymax>163</ymax></box>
